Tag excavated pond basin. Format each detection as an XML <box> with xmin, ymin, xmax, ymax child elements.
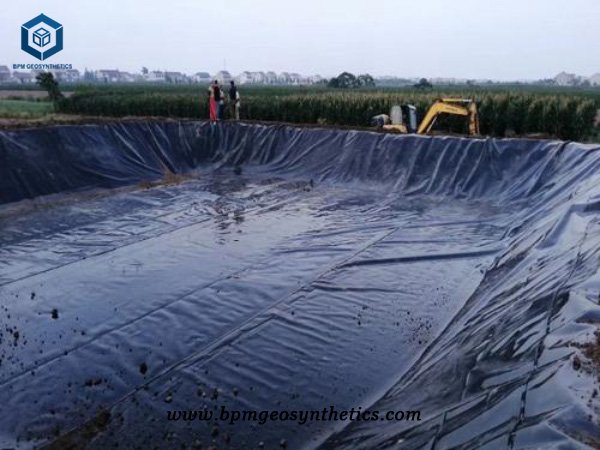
<box><xmin>1</xmin><ymin>121</ymin><xmax>600</xmax><ymax>450</ymax></box>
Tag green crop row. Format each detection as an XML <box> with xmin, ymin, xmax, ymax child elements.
<box><xmin>57</xmin><ymin>90</ymin><xmax>599</xmax><ymax>141</ymax></box>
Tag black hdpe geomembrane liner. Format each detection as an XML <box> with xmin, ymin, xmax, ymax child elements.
<box><xmin>1</xmin><ymin>122</ymin><xmax>600</xmax><ymax>449</ymax></box>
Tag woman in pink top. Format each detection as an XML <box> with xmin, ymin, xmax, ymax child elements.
<box><xmin>208</xmin><ymin>80</ymin><xmax>219</xmax><ymax>123</ymax></box>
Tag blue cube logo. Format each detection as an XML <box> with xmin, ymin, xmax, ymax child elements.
<box><xmin>33</xmin><ymin>27</ymin><xmax>51</xmax><ymax>48</ymax></box>
<box><xmin>21</xmin><ymin>14</ymin><xmax>63</xmax><ymax>61</ymax></box>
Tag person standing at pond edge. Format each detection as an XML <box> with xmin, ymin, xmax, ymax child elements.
<box><xmin>229</xmin><ymin>81</ymin><xmax>240</xmax><ymax>120</ymax></box>
<box><xmin>217</xmin><ymin>83</ymin><xmax>225</xmax><ymax>121</ymax></box>
<box><xmin>208</xmin><ymin>80</ymin><xmax>219</xmax><ymax>123</ymax></box>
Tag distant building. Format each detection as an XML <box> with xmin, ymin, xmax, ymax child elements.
<box><xmin>97</xmin><ymin>69</ymin><xmax>124</xmax><ymax>83</ymax></box>
<box><xmin>256</xmin><ymin>72</ymin><xmax>267</xmax><ymax>84</ymax></box>
<box><xmin>278</xmin><ymin>72</ymin><xmax>292</xmax><ymax>85</ymax></box>
<box><xmin>554</xmin><ymin>71</ymin><xmax>579</xmax><ymax>86</ymax></box>
<box><xmin>215</xmin><ymin>70</ymin><xmax>232</xmax><ymax>85</ymax></box>
<box><xmin>52</xmin><ymin>70</ymin><xmax>66</xmax><ymax>81</ymax></box>
<box><xmin>430</xmin><ymin>77</ymin><xmax>469</xmax><ymax>85</ymax></box>
<box><xmin>147</xmin><ymin>71</ymin><xmax>166</xmax><ymax>82</ymax></box>
<box><xmin>238</xmin><ymin>71</ymin><xmax>269</xmax><ymax>85</ymax></box>
<box><xmin>165</xmin><ymin>71</ymin><xmax>188</xmax><ymax>84</ymax></box>
<box><xmin>237</xmin><ymin>71</ymin><xmax>251</xmax><ymax>84</ymax></box>
<box><xmin>308</xmin><ymin>74</ymin><xmax>324</xmax><ymax>84</ymax></box>
<box><xmin>66</xmin><ymin>69</ymin><xmax>81</xmax><ymax>82</ymax></box>
<box><xmin>131</xmin><ymin>73</ymin><xmax>146</xmax><ymax>82</ymax></box>
<box><xmin>289</xmin><ymin>73</ymin><xmax>303</xmax><ymax>85</ymax></box>
<box><xmin>30</xmin><ymin>69</ymin><xmax>44</xmax><ymax>80</ymax></box>
<box><xmin>53</xmin><ymin>69</ymin><xmax>80</xmax><ymax>83</ymax></box>
<box><xmin>265</xmin><ymin>71</ymin><xmax>278</xmax><ymax>85</ymax></box>
<box><xmin>375</xmin><ymin>76</ymin><xmax>416</xmax><ymax>87</ymax></box>
<box><xmin>237</xmin><ymin>71</ymin><xmax>320</xmax><ymax>85</ymax></box>
<box><xmin>238</xmin><ymin>71</ymin><xmax>255</xmax><ymax>84</ymax></box>
<box><xmin>83</xmin><ymin>68</ymin><xmax>97</xmax><ymax>82</ymax></box>
<box><xmin>0</xmin><ymin>65</ymin><xmax>11</xmax><ymax>83</ymax></box>
<box><xmin>118</xmin><ymin>72</ymin><xmax>139</xmax><ymax>82</ymax></box>
<box><xmin>12</xmin><ymin>71</ymin><xmax>34</xmax><ymax>84</ymax></box>
<box><xmin>193</xmin><ymin>72</ymin><xmax>211</xmax><ymax>84</ymax></box>
<box><xmin>277</xmin><ymin>72</ymin><xmax>305</xmax><ymax>85</ymax></box>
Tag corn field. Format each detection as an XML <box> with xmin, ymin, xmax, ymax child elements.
<box><xmin>57</xmin><ymin>88</ymin><xmax>599</xmax><ymax>141</ymax></box>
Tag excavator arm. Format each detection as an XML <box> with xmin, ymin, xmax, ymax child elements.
<box><xmin>417</xmin><ymin>98</ymin><xmax>480</xmax><ymax>136</ymax></box>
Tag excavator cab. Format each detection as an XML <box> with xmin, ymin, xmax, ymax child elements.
<box><xmin>383</xmin><ymin>104</ymin><xmax>418</xmax><ymax>133</ymax></box>
<box><xmin>402</xmin><ymin>105</ymin><xmax>418</xmax><ymax>133</ymax></box>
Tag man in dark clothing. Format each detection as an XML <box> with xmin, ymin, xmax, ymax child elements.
<box><xmin>229</xmin><ymin>81</ymin><xmax>240</xmax><ymax>120</ymax></box>
<box><xmin>213</xmin><ymin>81</ymin><xmax>225</xmax><ymax>121</ymax></box>
<box><xmin>213</xmin><ymin>83</ymin><xmax>221</xmax><ymax>101</ymax></box>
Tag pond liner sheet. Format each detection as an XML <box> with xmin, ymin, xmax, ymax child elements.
<box><xmin>1</xmin><ymin>121</ymin><xmax>600</xmax><ymax>449</ymax></box>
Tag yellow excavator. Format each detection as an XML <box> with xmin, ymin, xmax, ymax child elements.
<box><xmin>373</xmin><ymin>98</ymin><xmax>480</xmax><ymax>136</ymax></box>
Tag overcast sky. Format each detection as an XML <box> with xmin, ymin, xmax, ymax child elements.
<box><xmin>1</xmin><ymin>0</ymin><xmax>599</xmax><ymax>80</ymax></box>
